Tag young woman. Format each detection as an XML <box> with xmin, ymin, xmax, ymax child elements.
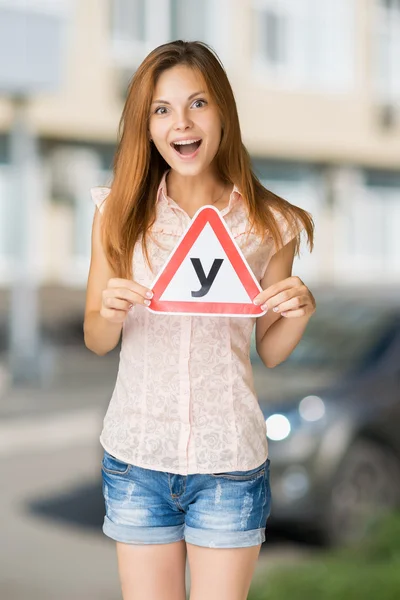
<box><xmin>84</xmin><ymin>40</ymin><xmax>315</xmax><ymax>600</ymax></box>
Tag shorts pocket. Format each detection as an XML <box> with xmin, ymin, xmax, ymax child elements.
<box><xmin>102</xmin><ymin>450</ymin><xmax>132</xmax><ymax>476</ymax></box>
<box><xmin>211</xmin><ymin>459</ymin><xmax>268</xmax><ymax>481</ymax></box>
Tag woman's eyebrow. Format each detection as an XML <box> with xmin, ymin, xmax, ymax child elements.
<box><xmin>151</xmin><ymin>90</ymin><xmax>207</xmax><ymax>105</ymax></box>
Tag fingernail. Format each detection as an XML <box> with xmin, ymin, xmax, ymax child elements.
<box><xmin>261</xmin><ymin>304</ymin><xmax>268</xmax><ymax>312</ymax></box>
<box><xmin>273</xmin><ymin>307</ymin><xmax>280</xmax><ymax>313</ymax></box>
<box><xmin>146</xmin><ymin>291</ymin><xmax>153</xmax><ymax>299</ymax></box>
<box><xmin>144</xmin><ymin>299</ymin><xmax>151</xmax><ymax>306</ymax></box>
<box><xmin>253</xmin><ymin>298</ymin><xmax>261</xmax><ymax>305</ymax></box>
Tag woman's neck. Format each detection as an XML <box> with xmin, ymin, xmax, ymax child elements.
<box><xmin>166</xmin><ymin>169</ymin><xmax>230</xmax><ymax>214</ymax></box>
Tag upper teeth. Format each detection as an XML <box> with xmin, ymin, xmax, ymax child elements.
<box><xmin>173</xmin><ymin>139</ymin><xmax>201</xmax><ymax>145</ymax></box>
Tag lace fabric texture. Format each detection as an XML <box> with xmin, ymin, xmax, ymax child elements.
<box><xmin>90</xmin><ymin>170</ymin><xmax>304</xmax><ymax>475</ymax></box>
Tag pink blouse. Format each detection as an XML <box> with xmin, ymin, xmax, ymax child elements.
<box><xmin>90</xmin><ymin>170</ymin><xmax>302</xmax><ymax>475</ymax></box>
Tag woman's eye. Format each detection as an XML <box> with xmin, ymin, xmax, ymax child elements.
<box><xmin>192</xmin><ymin>99</ymin><xmax>207</xmax><ymax>108</ymax></box>
<box><xmin>154</xmin><ymin>106</ymin><xmax>168</xmax><ymax>115</ymax></box>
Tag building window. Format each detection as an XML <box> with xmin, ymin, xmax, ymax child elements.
<box><xmin>375</xmin><ymin>0</ymin><xmax>400</xmax><ymax>106</ymax></box>
<box><xmin>263</xmin><ymin>9</ymin><xmax>286</xmax><ymax>65</ymax></box>
<box><xmin>170</xmin><ymin>0</ymin><xmax>206</xmax><ymax>41</ymax></box>
<box><xmin>110</xmin><ymin>0</ymin><xmax>145</xmax><ymax>44</ymax></box>
<box><xmin>109</xmin><ymin>0</ymin><xmax>147</xmax><ymax>72</ymax></box>
<box><xmin>335</xmin><ymin>168</ymin><xmax>400</xmax><ymax>282</ymax></box>
<box><xmin>252</xmin><ymin>0</ymin><xmax>355</xmax><ymax>92</ymax></box>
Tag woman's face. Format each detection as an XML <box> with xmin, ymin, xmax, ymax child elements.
<box><xmin>149</xmin><ymin>65</ymin><xmax>222</xmax><ymax>177</ymax></box>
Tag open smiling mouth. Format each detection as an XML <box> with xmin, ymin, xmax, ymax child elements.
<box><xmin>170</xmin><ymin>139</ymin><xmax>203</xmax><ymax>156</ymax></box>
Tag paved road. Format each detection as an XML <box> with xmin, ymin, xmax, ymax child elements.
<box><xmin>0</xmin><ymin>387</ymin><xmax>316</xmax><ymax>600</ymax></box>
<box><xmin>0</xmin><ymin>442</ymin><xmax>121</xmax><ymax>600</ymax></box>
<box><xmin>0</xmin><ymin>296</ymin><xmax>317</xmax><ymax>600</ymax></box>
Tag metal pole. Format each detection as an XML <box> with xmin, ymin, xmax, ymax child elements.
<box><xmin>8</xmin><ymin>95</ymin><xmax>42</xmax><ymax>384</ymax></box>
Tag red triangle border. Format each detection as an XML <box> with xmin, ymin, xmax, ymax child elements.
<box><xmin>149</xmin><ymin>206</ymin><xmax>264</xmax><ymax>316</ymax></box>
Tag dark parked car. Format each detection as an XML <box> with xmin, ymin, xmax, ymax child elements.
<box><xmin>251</xmin><ymin>290</ymin><xmax>400</xmax><ymax>545</ymax></box>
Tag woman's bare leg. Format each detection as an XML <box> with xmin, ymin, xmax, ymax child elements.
<box><xmin>187</xmin><ymin>542</ymin><xmax>261</xmax><ymax>600</ymax></box>
<box><xmin>116</xmin><ymin>539</ymin><xmax>187</xmax><ymax>600</ymax></box>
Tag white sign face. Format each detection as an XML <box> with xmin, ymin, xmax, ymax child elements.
<box><xmin>160</xmin><ymin>222</ymin><xmax>251</xmax><ymax>303</ymax></box>
<box><xmin>148</xmin><ymin>206</ymin><xmax>266</xmax><ymax>318</ymax></box>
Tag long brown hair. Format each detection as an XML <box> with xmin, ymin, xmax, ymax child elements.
<box><xmin>99</xmin><ymin>40</ymin><xmax>314</xmax><ymax>278</ymax></box>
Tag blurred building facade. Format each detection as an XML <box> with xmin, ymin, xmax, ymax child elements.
<box><xmin>0</xmin><ymin>0</ymin><xmax>399</xmax><ymax>288</ymax></box>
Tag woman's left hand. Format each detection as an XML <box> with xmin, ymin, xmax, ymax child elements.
<box><xmin>253</xmin><ymin>276</ymin><xmax>316</xmax><ymax>318</ymax></box>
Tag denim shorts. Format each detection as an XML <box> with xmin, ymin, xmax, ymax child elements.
<box><xmin>101</xmin><ymin>450</ymin><xmax>272</xmax><ymax>549</ymax></box>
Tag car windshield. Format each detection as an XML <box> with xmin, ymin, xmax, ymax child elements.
<box><xmin>279</xmin><ymin>303</ymin><xmax>393</xmax><ymax>371</ymax></box>
<box><xmin>251</xmin><ymin>297</ymin><xmax>397</xmax><ymax>401</ymax></box>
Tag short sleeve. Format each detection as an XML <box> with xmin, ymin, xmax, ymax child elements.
<box><xmin>270</xmin><ymin>208</ymin><xmax>305</xmax><ymax>255</ymax></box>
<box><xmin>90</xmin><ymin>186</ymin><xmax>111</xmax><ymax>214</ymax></box>
<box><xmin>281</xmin><ymin>214</ymin><xmax>305</xmax><ymax>246</ymax></box>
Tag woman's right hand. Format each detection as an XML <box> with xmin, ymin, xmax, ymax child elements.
<box><xmin>100</xmin><ymin>278</ymin><xmax>154</xmax><ymax>323</ymax></box>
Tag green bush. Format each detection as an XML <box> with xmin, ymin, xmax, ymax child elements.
<box><xmin>249</xmin><ymin>512</ymin><xmax>400</xmax><ymax>600</ymax></box>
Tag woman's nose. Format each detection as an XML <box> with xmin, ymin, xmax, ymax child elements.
<box><xmin>173</xmin><ymin>111</ymin><xmax>193</xmax><ymax>131</ymax></box>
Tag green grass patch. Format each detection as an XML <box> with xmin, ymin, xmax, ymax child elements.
<box><xmin>249</xmin><ymin>512</ymin><xmax>400</xmax><ymax>600</ymax></box>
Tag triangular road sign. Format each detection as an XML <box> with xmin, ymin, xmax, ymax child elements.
<box><xmin>148</xmin><ymin>205</ymin><xmax>266</xmax><ymax>317</ymax></box>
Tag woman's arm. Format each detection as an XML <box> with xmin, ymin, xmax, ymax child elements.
<box><xmin>254</xmin><ymin>239</ymin><xmax>316</xmax><ymax>368</ymax></box>
<box><xmin>83</xmin><ymin>208</ymin><xmax>124</xmax><ymax>355</ymax></box>
<box><xmin>84</xmin><ymin>208</ymin><xmax>154</xmax><ymax>356</ymax></box>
